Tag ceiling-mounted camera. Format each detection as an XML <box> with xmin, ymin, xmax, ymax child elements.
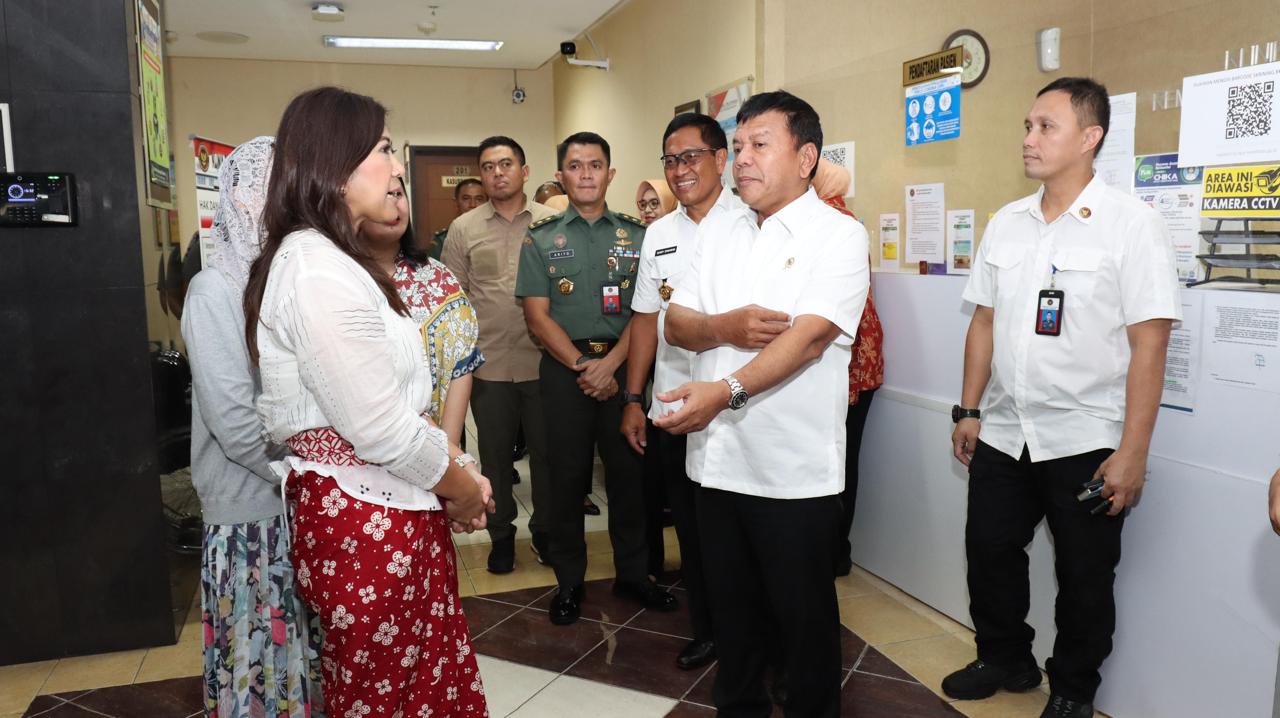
<box><xmin>512</xmin><ymin>87</ymin><xmax>526</xmax><ymax>104</ymax></box>
<box><xmin>561</xmin><ymin>36</ymin><xmax>609</xmax><ymax>71</ymax></box>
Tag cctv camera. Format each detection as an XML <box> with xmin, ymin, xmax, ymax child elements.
<box><xmin>512</xmin><ymin>87</ymin><xmax>526</xmax><ymax>104</ymax></box>
<box><xmin>560</xmin><ymin>41</ymin><xmax>576</xmax><ymax>56</ymax></box>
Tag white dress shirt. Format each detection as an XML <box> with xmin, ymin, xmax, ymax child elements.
<box><xmin>962</xmin><ymin>174</ymin><xmax>1181</xmax><ymax>463</ymax></box>
<box><xmin>256</xmin><ymin>229</ymin><xmax>449</xmax><ymax>510</ymax></box>
<box><xmin>670</xmin><ymin>187</ymin><xmax>869</xmax><ymax>499</ymax></box>
<box><xmin>632</xmin><ymin>186</ymin><xmax>747</xmax><ymax>420</ymax></box>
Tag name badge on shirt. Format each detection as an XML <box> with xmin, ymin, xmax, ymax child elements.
<box><xmin>1035</xmin><ymin>289</ymin><xmax>1064</xmax><ymax>336</ymax></box>
<box><xmin>548</xmin><ymin>249</ymin><xmax>575</xmax><ymax>260</ymax></box>
<box><xmin>655</xmin><ymin>246</ymin><xmax>678</xmax><ymax>257</ymax></box>
<box><xmin>601</xmin><ymin>282</ymin><xmax>622</xmax><ymax>315</ymax></box>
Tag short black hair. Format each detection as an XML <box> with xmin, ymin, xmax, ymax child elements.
<box><xmin>736</xmin><ymin>90</ymin><xmax>823</xmax><ymax>179</ymax></box>
<box><xmin>1037</xmin><ymin>77</ymin><xmax>1110</xmax><ymax>156</ymax></box>
<box><xmin>477</xmin><ymin>135</ymin><xmax>526</xmax><ymax>166</ymax></box>
<box><xmin>662</xmin><ymin>113</ymin><xmax>728</xmax><ymax>152</ymax></box>
<box><xmin>557</xmin><ymin>131</ymin><xmax>611</xmax><ymax>170</ymax></box>
<box><xmin>453</xmin><ymin>178</ymin><xmax>482</xmax><ymax>199</ymax></box>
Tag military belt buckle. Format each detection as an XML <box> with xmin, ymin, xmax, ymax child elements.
<box><xmin>588</xmin><ymin>340</ymin><xmax>608</xmax><ymax>355</ymax></box>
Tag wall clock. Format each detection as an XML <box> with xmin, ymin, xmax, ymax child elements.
<box><xmin>943</xmin><ymin>29</ymin><xmax>990</xmax><ymax>89</ymax></box>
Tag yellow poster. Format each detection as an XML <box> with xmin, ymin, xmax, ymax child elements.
<box><xmin>138</xmin><ymin>0</ymin><xmax>170</xmax><ymax>190</ymax></box>
<box><xmin>1200</xmin><ymin>164</ymin><xmax>1280</xmax><ymax>218</ymax></box>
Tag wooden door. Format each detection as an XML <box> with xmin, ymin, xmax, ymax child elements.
<box><xmin>408</xmin><ymin>146</ymin><xmax>479</xmax><ymax>253</ymax></box>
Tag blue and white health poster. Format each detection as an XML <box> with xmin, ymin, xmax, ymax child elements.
<box><xmin>905</xmin><ymin>74</ymin><xmax>961</xmax><ymax>147</ymax></box>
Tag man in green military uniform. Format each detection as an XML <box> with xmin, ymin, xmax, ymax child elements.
<box><xmin>430</xmin><ymin>177</ymin><xmax>486</xmax><ymax>260</ymax></box>
<box><xmin>516</xmin><ymin>131</ymin><xmax>678</xmax><ymax>625</ymax></box>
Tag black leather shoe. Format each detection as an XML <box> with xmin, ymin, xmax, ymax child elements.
<box><xmin>487</xmin><ymin>535</ymin><xmax>515</xmax><ymax>574</ymax></box>
<box><xmin>583</xmin><ymin>497</ymin><xmax>601</xmax><ymax>515</ymax></box>
<box><xmin>1040</xmin><ymin>695</ymin><xmax>1093</xmax><ymax>718</ymax></box>
<box><xmin>676</xmin><ymin>639</ymin><xmax>716</xmax><ymax>670</ymax></box>
<box><xmin>511</xmin><ymin>467</ymin><xmax>521</xmax><ymax>485</ymax></box>
<box><xmin>530</xmin><ymin>533</ymin><xmax>549</xmax><ymax>565</ymax></box>
<box><xmin>612</xmin><ymin>579</ymin><xmax>678</xmax><ymax>611</ymax></box>
<box><xmin>941</xmin><ymin>659</ymin><xmax>1042</xmax><ymax>700</ymax></box>
<box><xmin>549</xmin><ymin>584</ymin><xmax>584</xmax><ymax>625</ymax></box>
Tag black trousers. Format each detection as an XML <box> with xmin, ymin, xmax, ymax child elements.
<box><xmin>836</xmin><ymin>388</ymin><xmax>877</xmax><ymax>565</ymax></box>
<box><xmin>470</xmin><ymin>378</ymin><xmax>551</xmax><ymax>542</ymax></box>
<box><xmin>966</xmin><ymin>441</ymin><xmax>1124</xmax><ymax>703</ymax></box>
<box><xmin>648</xmin><ymin>423</ymin><xmax>712</xmax><ymax>641</ymax></box>
<box><xmin>698</xmin><ymin>485</ymin><xmax>842</xmax><ymax>718</ymax></box>
<box><xmin>539</xmin><ymin>353</ymin><xmax>648</xmax><ymax>587</ymax></box>
<box><xmin>643</xmin><ymin>419</ymin><xmax>668</xmax><ymax>576</ymax></box>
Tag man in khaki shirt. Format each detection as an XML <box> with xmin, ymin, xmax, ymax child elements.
<box><xmin>442</xmin><ymin>135</ymin><xmax>556</xmax><ymax>573</ymax></box>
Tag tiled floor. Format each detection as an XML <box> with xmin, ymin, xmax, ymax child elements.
<box><xmin>1</xmin><ymin>429</ymin><xmax>1099</xmax><ymax>717</ymax></box>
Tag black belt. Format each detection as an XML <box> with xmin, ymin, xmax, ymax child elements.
<box><xmin>572</xmin><ymin>338</ymin><xmax>617</xmax><ymax>356</ymax></box>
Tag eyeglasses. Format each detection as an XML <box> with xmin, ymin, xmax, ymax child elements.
<box><xmin>637</xmin><ymin>198</ymin><xmax>663</xmax><ymax>212</ymax></box>
<box><xmin>660</xmin><ymin>148</ymin><xmax>715</xmax><ymax>170</ymax></box>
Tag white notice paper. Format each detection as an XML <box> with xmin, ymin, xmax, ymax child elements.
<box><xmin>878</xmin><ymin>213</ymin><xmax>900</xmax><ymax>272</ymax></box>
<box><xmin>1178</xmin><ymin>61</ymin><xmax>1280</xmax><ymax>168</ymax></box>
<box><xmin>1205</xmin><ymin>292</ymin><xmax>1280</xmax><ymax>395</ymax></box>
<box><xmin>1093</xmin><ymin>92</ymin><xmax>1137</xmax><ymax>193</ymax></box>
<box><xmin>1161</xmin><ymin>292</ymin><xmax>1203</xmax><ymax>413</ymax></box>
<box><xmin>905</xmin><ymin>184</ymin><xmax>945</xmax><ymax>266</ymax></box>
<box><xmin>820</xmin><ymin>141</ymin><xmax>855</xmax><ymax>197</ymax></box>
<box><xmin>946</xmin><ymin>209</ymin><xmax>974</xmax><ymax>275</ymax></box>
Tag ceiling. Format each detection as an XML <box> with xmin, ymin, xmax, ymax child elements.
<box><xmin>163</xmin><ymin>0</ymin><xmax>623</xmax><ymax>70</ymax></box>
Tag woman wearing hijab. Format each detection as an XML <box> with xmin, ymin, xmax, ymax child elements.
<box><xmin>181</xmin><ymin>136</ymin><xmax>324</xmax><ymax>718</ymax></box>
<box><xmin>812</xmin><ymin>158</ymin><xmax>885</xmax><ymax>577</ymax></box>
<box><xmin>243</xmin><ymin>87</ymin><xmax>492</xmax><ymax>718</ymax></box>
<box><xmin>635</xmin><ymin>178</ymin><xmax>676</xmax><ymax>225</ymax></box>
<box><xmin>362</xmin><ymin>184</ymin><xmax>482</xmax><ymax>444</ymax></box>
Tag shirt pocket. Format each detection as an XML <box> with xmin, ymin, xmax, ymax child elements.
<box><xmin>1051</xmin><ymin>247</ymin><xmax>1105</xmax><ymax>302</ymax></box>
<box><xmin>985</xmin><ymin>244</ymin><xmax>1027</xmax><ymax>307</ymax></box>
<box><xmin>546</xmin><ymin>260</ymin><xmax>583</xmax><ymax>304</ymax></box>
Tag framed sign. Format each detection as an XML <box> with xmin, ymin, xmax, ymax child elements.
<box><xmin>674</xmin><ymin>99</ymin><xmax>701</xmax><ymax>116</ymax></box>
<box><xmin>136</xmin><ymin>0</ymin><xmax>173</xmax><ymax>208</ymax></box>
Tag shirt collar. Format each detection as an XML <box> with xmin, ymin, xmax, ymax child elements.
<box><xmin>1024</xmin><ymin>174</ymin><xmax>1106</xmax><ymax>225</ymax></box>
<box><xmin>564</xmin><ymin>203</ymin><xmax>618</xmax><ymax>227</ymax></box>
<box><xmin>761</xmin><ymin>186</ymin><xmax>821</xmax><ymax>235</ymax></box>
<box><xmin>673</xmin><ymin>183</ymin><xmax>737</xmax><ymax>225</ymax></box>
<box><xmin>478</xmin><ymin>195</ymin><xmax>533</xmax><ymax>222</ymax></box>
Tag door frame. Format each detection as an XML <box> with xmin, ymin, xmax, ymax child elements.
<box><xmin>406</xmin><ymin>145</ymin><xmax>478</xmax><ymax>247</ymax></box>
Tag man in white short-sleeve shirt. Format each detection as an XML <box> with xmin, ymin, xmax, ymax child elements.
<box><xmin>621</xmin><ymin>113</ymin><xmax>746</xmax><ymax>673</ymax></box>
<box><xmin>942</xmin><ymin>78</ymin><xmax>1179</xmax><ymax>718</ymax></box>
<box><xmin>658</xmin><ymin>91</ymin><xmax>868</xmax><ymax>718</ymax></box>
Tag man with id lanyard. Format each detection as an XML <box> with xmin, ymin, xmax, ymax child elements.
<box><xmin>516</xmin><ymin>131</ymin><xmax>678</xmax><ymax>626</ymax></box>
<box><xmin>943</xmin><ymin>77</ymin><xmax>1180</xmax><ymax>718</ymax></box>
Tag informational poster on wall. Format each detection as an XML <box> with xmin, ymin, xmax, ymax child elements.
<box><xmin>1178</xmin><ymin>60</ymin><xmax>1280</xmax><ymax>168</ymax></box>
<box><xmin>878</xmin><ymin>213</ymin><xmax>901</xmax><ymax>272</ymax></box>
<box><xmin>904</xmin><ymin>75</ymin><xmax>961</xmax><ymax>147</ymax></box>
<box><xmin>1200</xmin><ymin>163</ymin><xmax>1280</xmax><ymax>218</ymax></box>
<box><xmin>1133</xmin><ymin>153</ymin><xmax>1205</xmax><ymax>283</ymax></box>
<box><xmin>1161</xmin><ymin>291</ymin><xmax>1203</xmax><ymax>413</ymax></box>
<box><xmin>820</xmin><ymin>141</ymin><xmax>855</xmax><ymax>197</ymax></box>
<box><xmin>1204</xmin><ymin>291</ymin><xmax>1280</xmax><ymax>395</ymax></box>
<box><xmin>1093</xmin><ymin>92</ymin><xmax>1136</xmax><ymax>193</ymax></box>
<box><xmin>945</xmin><ymin>209</ymin><xmax>974</xmax><ymax>274</ymax></box>
<box><xmin>192</xmin><ymin>136</ymin><xmax>235</xmax><ymax>267</ymax></box>
<box><xmin>706</xmin><ymin>78</ymin><xmax>753</xmax><ymax>190</ymax></box>
<box><xmin>136</xmin><ymin>0</ymin><xmax>172</xmax><ymax>208</ymax></box>
<box><xmin>904</xmin><ymin>183</ymin><xmax>945</xmax><ymax>265</ymax></box>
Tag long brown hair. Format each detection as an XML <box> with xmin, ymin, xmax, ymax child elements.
<box><xmin>243</xmin><ymin>86</ymin><xmax>409</xmax><ymax>362</ymax></box>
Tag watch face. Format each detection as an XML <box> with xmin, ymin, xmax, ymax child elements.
<box><xmin>729</xmin><ymin>392</ymin><xmax>748</xmax><ymax>410</ymax></box>
<box><xmin>944</xmin><ymin>30</ymin><xmax>990</xmax><ymax>88</ymax></box>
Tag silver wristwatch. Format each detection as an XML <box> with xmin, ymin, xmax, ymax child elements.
<box><xmin>723</xmin><ymin>375</ymin><xmax>749</xmax><ymax>410</ymax></box>
<box><xmin>453</xmin><ymin>452</ymin><xmax>477</xmax><ymax>469</ymax></box>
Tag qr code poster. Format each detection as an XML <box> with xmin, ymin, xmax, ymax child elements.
<box><xmin>820</xmin><ymin>141</ymin><xmax>855</xmax><ymax>197</ymax></box>
<box><xmin>1179</xmin><ymin>61</ymin><xmax>1280</xmax><ymax>168</ymax></box>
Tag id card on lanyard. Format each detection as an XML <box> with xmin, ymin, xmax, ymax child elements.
<box><xmin>1036</xmin><ymin>264</ymin><xmax>1064</xmax><ymax>336</ymax></box>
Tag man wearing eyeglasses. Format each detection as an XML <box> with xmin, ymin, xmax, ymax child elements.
<box><xmin>621</xmin><ymin>113</ymin><xmax>746</xmax><ymax>672</ymax></box>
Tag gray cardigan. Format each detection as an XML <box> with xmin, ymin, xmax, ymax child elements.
<box><xmin>180</xmin><ymin>268</ymin><xmax>286</xmax><ymax>525</ymax></box>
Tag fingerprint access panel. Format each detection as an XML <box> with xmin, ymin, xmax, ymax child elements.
<box><xmin>0</xmin><ymin>173</ymin><xmax>77</xmax><ymax>227</ymax></box>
